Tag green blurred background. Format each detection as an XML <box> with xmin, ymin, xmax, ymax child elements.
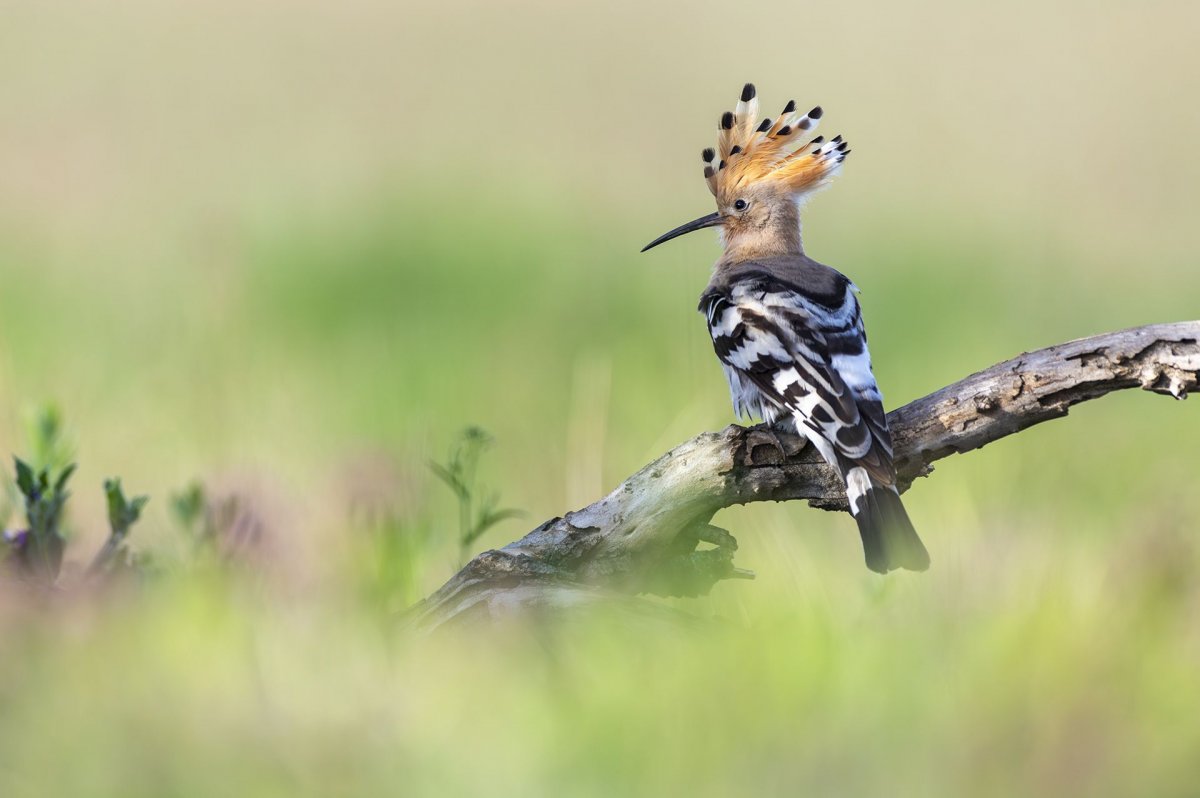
<box><xmin>1</xmin><ymin>0</ymin><xmax>1198</xmax><ymax>795</ymax></box>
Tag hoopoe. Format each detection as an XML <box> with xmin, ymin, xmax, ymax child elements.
<box><xmin>642</xmin><ymin>83</ymin><xmax>929</xmax><ymax>574</ymax></box>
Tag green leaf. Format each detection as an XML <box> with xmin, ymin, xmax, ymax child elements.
<box><xmin>481</xmin><ymin>507</ymin><xmax>524</xmax><ymax>527</ymax></box>
<box><xmin>14</xmin><ymin>457</ymin><xmax>35</xmax><ymax>497</ymax></box>
<box><xmin>105</xmin><ymin>478</ymin><xmax>126</xmax><ymax>527</ymax></box>
<box><xmin>55</xmin><ymin>463</ymin><xmax>77</xmax><ymax>494</ymax></box>
<box><xmin>129</xmin><ymin>495</ymin><xmax>149</xmax><ymax>520</ymax></box>
<box><xmin>464</xmin><ymin>508</ymin><xmax>523</xmax><ymax>546</ymax></box>
<box><xmin>428</xmin><ymin>461</ymin><xmax>468</xmax><ymax>499</ymax></box>
<box><xmin>103</xmin><ymin>478</ymin><xmax>148</xmax><ymax>535</ymax></box>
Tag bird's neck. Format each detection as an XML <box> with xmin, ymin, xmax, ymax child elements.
<box><xmin>718</xmin><ymin>206</ymin><xmax>804</xmax><ymax>266</ymax></box>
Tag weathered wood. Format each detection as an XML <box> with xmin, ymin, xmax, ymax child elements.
<box><xmin>409</xmin><ymin>322</ymin><xmax>1199</xmax><ymax>630</ymax></box>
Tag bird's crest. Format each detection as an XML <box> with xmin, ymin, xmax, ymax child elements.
<box><xmin>702</xmin><ymin>83</ymin><xmax>849</xmax><ymax>202</ymax></box>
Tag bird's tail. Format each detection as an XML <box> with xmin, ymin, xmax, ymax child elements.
<box><xmin>845</xmin><ymin>468</ymin><xmax>930</xmax><ymax>574</ymax></box>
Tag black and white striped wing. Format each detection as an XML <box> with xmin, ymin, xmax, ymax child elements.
<box><xmin>700</xmin><ymin>274</ymin><xmax>896</xmax><ymax>485</ymax></box>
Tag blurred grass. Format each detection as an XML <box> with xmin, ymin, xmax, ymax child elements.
<box><xmin>1</xmin><ymin>0</ymin><xmax>1200</xmax><ymax>794</ymax></box>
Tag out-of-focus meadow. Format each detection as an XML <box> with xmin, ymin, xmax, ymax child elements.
<box><xmin>1</xmin><ymin>0</ymin><xmax>1199</xmax><ymax>794</ymax></box>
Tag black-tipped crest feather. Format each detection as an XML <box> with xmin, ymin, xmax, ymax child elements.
<box><xmin>687</xmin><ymin>83</ymin><xmax>851</xmax><ymax>203</ymax></box>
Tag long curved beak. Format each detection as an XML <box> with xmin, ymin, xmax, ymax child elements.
<box><xmin>640</xmin><ymin>211</ymin><xmax>722</xmax><ymax>252</ymax></box>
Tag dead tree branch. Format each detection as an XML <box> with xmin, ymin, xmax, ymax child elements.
<box><xmin>409</xmin><ymin>321</ymin><xmax>1199</xmax><ymax>630</ymax></box>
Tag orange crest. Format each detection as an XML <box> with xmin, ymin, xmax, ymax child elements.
<box><xmin>701</xmin><ymin>84</ymin><xmax>849</xmax><ymax>202</ymax></box>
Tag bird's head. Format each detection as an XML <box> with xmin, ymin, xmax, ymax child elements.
<box><xmin>642</xmin><ymin>83</ymin><xmax>849</xmax><ymax>262</ymax></box>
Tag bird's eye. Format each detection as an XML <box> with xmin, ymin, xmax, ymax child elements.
<box><xmin>733</xmin><ymin>199</ymin><xmax>748</xmax><ymax>211</ymax></box>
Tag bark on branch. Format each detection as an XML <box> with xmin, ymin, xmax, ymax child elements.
<box><xmin>410</xmin><ymin>322</ymin><xmax>1199</xmax><ymax>630</ymax></box>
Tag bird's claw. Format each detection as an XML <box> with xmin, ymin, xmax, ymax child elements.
<box><xmin>745</xmin><ymin>423</ymin><xmax>804</xmax><ymax>465</ymax></box>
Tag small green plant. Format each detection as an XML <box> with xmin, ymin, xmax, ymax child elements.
<box><xmin>88</xmin><ymin>478</ymin><xmax>149</xmax><ymax>575</ymax></box>
<box><xmin>1</xmin><ymin>404</ymin><xmax>74</xmax><ymax>535</ymax></box>
<box><xmin>170</xmin><ymin>481</ymin><xmax>207</xmax><ymax>543</ymax></box>
<box><xmin>169</xmin><ymin>481</ymin><xmax>264</xmax><ymax>564</ymax></box>
<box><xmin>429</xmin><ymin>426</ymin><xmax>522</xmax><ymax>566</ymax></box>
<box><xmin>6</xmin><ymin>458</ymin><xmax>76</xmax><ymax>582</ymax></box>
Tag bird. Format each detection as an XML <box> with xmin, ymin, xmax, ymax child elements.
<box><xmin>641</xmin><ymin>83</ymin><xmax>929</xmax><ymax>574</ymax></box>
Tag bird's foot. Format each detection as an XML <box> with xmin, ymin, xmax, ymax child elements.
<box><xmin>744</xmin><ymin>423</ymin><xmax>806</xmax><ymax>466</ymax></box>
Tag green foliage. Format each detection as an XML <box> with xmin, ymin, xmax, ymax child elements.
<box><xmin>87</xmin><ymin>478</ymin><xmax>149</xmax><ymax>575</ymax></box>
<box><xmin>170</xmin><ymin>481</ymin><xmax>207</xmax><ymax>542</ymax></box>
<box><xmin>168</xmin><ymin>481</ymin><xmax>267</xmax><ymax>566</ymax></box>
<box><xmin>1</xmin><ymin>404</ymin><xmax>74</xmax><ymax>532</ymax></box>
<box><xmin>167</xmin><ymin>480</ymin><xmax>229</xmax><ymax>562</ymax></box>
<box><xmin>105</xmin><ymin>478</ymin><xmax>149</xmax><ymax>537</ymax></box>
<box><xmin>429</xmin><ymin>427</ymin><xmax>523</xmax><ymax>566</ymax></box>
<box><xmin>6</xmin><ymin>456</ymin><xmax>76</xmax><ymax>582</ymax></box>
